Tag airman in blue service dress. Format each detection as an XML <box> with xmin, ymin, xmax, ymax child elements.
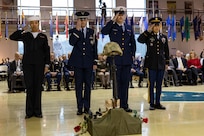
<box><xmin>69</xmin><ymin>11</ymin><xmax>98</xmax><ymax>115</ymax></box>
<box><xmin>137</xmin><ymin>17</ymin><xmax>169</xmax><ymax>110</ymax></box>
<box><xmin>9</xmin><ymin>16</ymin><xmax>50</xmax><ymax>118</ymax></box>
<box><xmin>101</xmin><ymin>6</ymin><xmax>136</xmax><ymax>112</ymax></box>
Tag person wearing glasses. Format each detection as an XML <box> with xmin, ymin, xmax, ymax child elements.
<box><xmin>69</xmin><ymin>11</ymin><xmax>98</xmax><ymax>115</ymax></box>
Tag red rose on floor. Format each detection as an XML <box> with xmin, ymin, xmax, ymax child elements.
<box><xmin>74</xmin><ymin>125</ymin><xmax>81</xmax><ymax>132</ymax></box>
<box><xmin>143</xmin><ymin>118</ymin><xmax>148</xmax><ymax>123</ymax></box>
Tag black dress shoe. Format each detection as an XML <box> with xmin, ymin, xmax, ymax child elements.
<box><xmin>124</xmin><ymin>108</ymin><xmax>132</xmax><ymax>112</ymax></box>
<box><xmin>57</xmin><ymin>85</ymin><xmax>61</xmax><ymax>91</ymax></box>
<box><xmin>155</xmin><ymin>104</ymin><xmax>166</xmax><ymax>110</ymax></box>
<box><xmin>25</xmin><ymin>115</ymin><xmax>33</xmax><ymax>119</ymax></box>
<box><xmin>76</xmin><ymin>110</ymin><xmax>83</xmax><ymax>115</ymax></box>
<box><xmin>35</xmin><ymin>114</ymin><xmax>43</xmax><ymax>118</ymax></box>
<box><xmin>149</xmin><ymin>106</ymin><xmax>155</xmax><ymax>110</ymax></box>
<box><xmin>84</xmin><ymin>109</ymin><xmax>92</xmax><ymax>114</ymax></box>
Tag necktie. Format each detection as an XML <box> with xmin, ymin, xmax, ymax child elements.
<box><xmin>178</xmin><ymin>58</ymin><xmax>184</xmax><ymax>69</ymax></box>
<box><xmin>157</xmin><ymin>34</ymin><xmax>159</xmax><ymax>39</ymax></box>
<box><xmin>82</xmin><ymin>28</ymin><xmax>85</xmax><ymax>39</ymax></box>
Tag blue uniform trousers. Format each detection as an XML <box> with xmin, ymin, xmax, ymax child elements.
<box><xmin>45</xmin><ymin>72</ymin><xmax>62</xmax><ymax>87</ymax></box>
<box><xmin>74</xmin><ymin>67</ymin><xmax>92</xmax><ymax>111</ymax></box>
<box><xmin>116</xmin><ymin>65</ymin><xmax>131</xmax><ymax>109</ymax></box>
<box><xmin>148</xmin><ymin>69</ymin><xmax>164</xmax><ymax>106</ymax></box>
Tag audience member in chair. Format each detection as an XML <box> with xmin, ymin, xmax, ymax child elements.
<box><xmin>172</xmin><ymin>50</ymin><xmax>193</xmax><ymax>85</ymax></box>
<box><xmin>9</xmin><ymin>52</ymin><xmax>25</xmax><ymax>92</ymax></box>
<box><xmin>163</xmin><ymin>58</ymin><xmax>179</xmax><ymax>87</ymax></box>
<box><xmin>62</xmin><ymin>54</ymin><xmax>74</xmax><ymax>91</ymax></box>
<box><xmin>96</xmin><ymin>54</ymin><xmax>110</xmax><ymax>89</ymax></box>
<box><xmin>187</xmin><ymin>51</ymin><xmax>203</xmax><ymax>85</ymax></box>
<box><xmin>45</xmin><ymin>52</ymin><xmax>62</xmax><ymax>91</ymax></box>
<box><xmin>129</xmin><ymin>57</ymin><xmax>144</xmax><ymax>88</ymax></box>
<box><xmin>200</xmin><ymin>49</ymin><xmax>204</xmax><ymax>80</ymax></box>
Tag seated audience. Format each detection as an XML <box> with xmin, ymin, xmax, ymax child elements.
<box><xmin>9</xmin><ymin>52</ymin><xmax>25</xmax><ymax>92</ymax></box>
<box><xmin>45</xmin><ymin>52</ymin><xmax>62</xmax><ymax>91</ymax></box>
<box><xmin>62</xmin><ymin>54</ymin><xmax>74</xmax><ymax>90</ymax></box>
<box><xmin>172</xmin><ymin>50</ymin><xmax>193</xmax><ymax>85</ymax></box>
<box><xmin>130</xmin><ymin>56</ymin><xmax>144</xmax><ymax>88</ymax></box>
<box><xmin>96</xmin><ymin>54</ymin><xmax>110</xmax><ymax>89</ymax></box>
<box><xmin>163</xmin><ymin>58</ymin><xmax>179</xmax><ymax>86</ymax></box>
<box><xmin>187</xmin><ymin>51</ymin><xmax>203</xmax><ymax>85</ymax></box>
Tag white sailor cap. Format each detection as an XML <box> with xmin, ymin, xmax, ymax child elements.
<box><xmin>27</xmin><ymin>16</ymin><xmax>40</xmax><ymax>22</ymax></box>
<box><xmin>113</xmin><ymin>6</ymin><xmax>126</xmax><ymax>14</ymax></box>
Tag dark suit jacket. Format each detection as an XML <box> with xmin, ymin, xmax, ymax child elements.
<box><xmin>9</xmin><ymin>30</ymin><xmax>50</xmax><ymax>66</ymax></box>
<box><xmin>137</xmin><ymin>30</ymin><xmax>169</xmax><ymax>70</ymax></box>
<box><xmin>172</xmin><ymin>57</ymin><xmax>188</xmax><ymax>69</ymax></box>
<box><xmin>9</xmin><ymin>60</ymin><xmax>23</xmax><ymax>74</ymax></box>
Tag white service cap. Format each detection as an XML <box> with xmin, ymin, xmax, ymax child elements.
<box><xmin>113</xmin><ymin>6</ymin><xmax>126</xmax><ymax>14</ymax></box>
<box><xmin>27</xmin><ymin>16</ymin><xmax>40</xmax><ymax>22</ymax></box>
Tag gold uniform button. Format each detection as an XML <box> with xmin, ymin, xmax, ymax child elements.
<box><xmin>122</xmin><ymin>43</ymin><xmax>124</xmax><ymax>45</ymax></box>
<box><xmin>157</xmin><ymin>45</ymin><xmax>159</xmax><ymax>47</ymax></box>
<box><xmin>83</xmin><ymin>53</ymin><xmax>85</xmax><ymax>55</ymax></box>
<box><xmin>157</xmin><ymin>49</ymin><xmax>159</xmax><ymax>51</ymax></box>
<box><xmin>83</xmin><ymin>48</ymin><xmax>85</xmax><ymax>50</ymax></box>
<box><xmin>157</xmin><ymin>52</ymin><xmax>159</xmax><ymax>54</ymax></box>
<box><xmin>122</xmin><ymin>48</ymin><xmax>124</xmax><ymax>50</ymax></box>
<box><xmin>122</xmin><ymin>33</ymin><xmax>124</xmax><ymax>35</ymax></box>
<box><xmin>122</xmin><ymin>38</ymin><xmax>124</xmax><ymax>40</ymax></box>
<box><xmin>83</xmin><ymin>42</ymin><xmax>85</xmax><ymax>45</ymax></box>
<box><xmin>157</xmin><ymin>41</ymin><xmax>159</xmax><ymax>43</ymax></box>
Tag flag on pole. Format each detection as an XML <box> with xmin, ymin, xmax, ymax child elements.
<box><xmin>39</xmin><ymin>11</ymin><xmax>42</xmax><ymax>31</ymax></box>
<box><xmin>17</xmin><ymin>11</ymin><xmax>20</xmax><ymax>30</ymax></box>
<box><xmin>22</xmin><ymin>10</ymin><xmax>26</xmax><ymax>27</ymax></box>
<box><xmin>144</xmin><ymin>14</ymin><xmax>148</xmax><ymax>31</ymax></box>
<box><xmin>130</xmin><ymin>15</ymin><xmax>134</xmax><ymax>33</ymax></box>
<box><xmin>65</xmin><ymin>11</ymin><xmax>69</xmax><ymax>39</ymax></box>
<box><xmin>193</xmin><ymin>16</ymin><xmax>203</xmax><ymax>41</ymax></box>
<box><xmin>180</xmin><ymin>16</ymin><xmax>185</xmax><ymax>41</ymax></box>
<box><xmin>101</xmin><ymin>16</ymin><xmax>104</xmax><ymax>40</ymax></box>
<box><xmin>49</xmin><ymin>12</ymin><xmax>53</xmax><ymax>39</ymax></box>
<box><xmin>71</xmin><ymin>12</ymin><xmax>74</xmax><ymax>28</ymax></box>
<box><xmin>125</xmin><ymin>16</ymin><xmax>129</xmax><ymax>25</ymax></box>
<box><xmin>96</xmin><ymin>17</ymin><xmax>99</xmax><ymax>39</ymax></box>
<box><xmin>172</xmin><ymin>15</ymin><xmax>176</xmax><ymax>41</ymax></box>
<box><xmin>55</xmin><ymin>12</ymin><xmax>59</xmax><ymax>36</ymax></box>
<box><xmin>198</xmin><ymin>16</ymin><xmax>203</xmax><ymax>41</ymax></box>
<box><xmin>185</xmin><ymin>16</ymin><xmax>190</xmax><ymax>42</ymax></box>
<box><xmin>87</xmin><ymin>20</ymin><xmax>89</xmax><ymax>28</ymax></box>
<box><xmin>20</xmin><ymin>10</ymin><xmax>22</xmax><ymax>25</ymax></box>
<box><xmin>193</xmin><ymin>16</ymin><xmax>199</xmax><ymax>40</ymax></box>
<box><xmin>166</xmin><ymin>15</ymin><xmax>171</xmax><ymax>40</ymax></box>
<box><xmin>5</xmin><ymin>12</ymin><xmax>8</xmax><ymax>40</ymax></box>
<box><xmin>0</xmin><ymin>16</ymin><xmax>2</xmax><ymax>39</ymax></box>
<box><xmin>139</xmin><ymin>15</ymin><xmax>145</xmax><ymax>33</ymax></box>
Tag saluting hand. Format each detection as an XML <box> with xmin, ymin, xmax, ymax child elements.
<box><xmin>76</xmin><ymin>19</ymin><xmax>82</xmax><ymax>31</ymax></box>
<box><xmin>112</xmin><ymin>13</ymin><xmax>119</xmax><ymax>22</ymax></box>
<box><xmin>148</xmin><ymin>24</ymin><xmax>154</xmax><ymax>33</ymax></box>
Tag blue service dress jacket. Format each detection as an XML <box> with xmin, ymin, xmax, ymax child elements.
<box><xmin>101</xmin><ymin>20</ymin><xmax>136</xmax><ymax>65</ymax></box>
<box><xmin>69</xmin><ymin>28</ymin><xmax>98</xmax><ymax>68</ymax></box>
<box><xmin>137</xmin><ymin>30</ymin><xmax>169</xmax><ymax>70</ymax></box>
